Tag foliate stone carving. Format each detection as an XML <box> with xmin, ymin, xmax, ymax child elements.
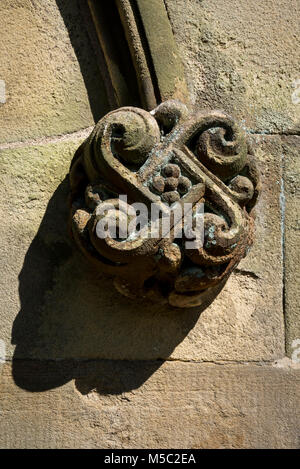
<box><xmin>69</xmin><ymin>100</ymin><xmax>260</xmax><ymax>308</ymax></box>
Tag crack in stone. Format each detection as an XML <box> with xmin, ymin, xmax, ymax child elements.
<box><xmin>234</xmin><ymin>268</ymin><xmax>261</xmax><ymax>280</ymax></box>
<box><xmin>4</xmin><ymin>357</ymin><xmax>284</xmax><ymax>365</ymax></box>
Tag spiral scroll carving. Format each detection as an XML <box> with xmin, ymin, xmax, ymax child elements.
<box><xmin>69</xmin><ymin>100</ymin><xmax>260</xmax><ymax>308</ymax></box>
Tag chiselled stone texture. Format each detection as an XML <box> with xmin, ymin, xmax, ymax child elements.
<box><xmin>0</xmin><ymin>136</ymin><xmax>87</xmax><ymax>360</ymax></box>
<box><xmin>0</xmin><ymin>135</ymin><xmax>284</xmax><ymax>362</ymax></box>
<box><xmin>282</xmin><ymin>136</ymin><xmax>300</xmax><ymax>357</ymax></box>
<box><xmin>0</xmin><ymin>0</ymin><xmax>298</xmax><ymax>450</ymax></box>
<box><xmin>0</xmin><ymin>361</ymin><xmax>299</xmax><ymax>448</ymax></box>
<box><xmin>166</xmin><ymin>0</ymin><xmax>300</xmax><ymax>134</ymax></box>
<box><xmin>0</xmin><ymin>0</ymin><xmax>108</xmax><ymax>144</ymax></box>
<box><xmin>70</xmin><ymin>100</ymin><xmax>260</xmax><ymax>308</ymax></box>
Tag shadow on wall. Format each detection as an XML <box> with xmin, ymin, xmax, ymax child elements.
<box><xmin>55</xmin><ymin>0</ymin><xmax>109</xmax><ymax>122</ymax></box>
<box><xmin>11</xmin><ymin>177</ymin><xmax>215</xmax><ymax>394</ymax></box>
<box><xmin>11</xmin><ymin>0</ymin><xmax>220</xmax><ymax>395</ymax></box>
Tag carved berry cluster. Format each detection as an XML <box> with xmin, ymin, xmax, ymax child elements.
<box><xmin>151</xmin><ymin>163</ymin><xmax>192</xmax><ymax>204</ymax></box>
<box><xmin>69</xmin><ymin>100</ymin><xmax>260</xmax><ymax>308</ymax></box>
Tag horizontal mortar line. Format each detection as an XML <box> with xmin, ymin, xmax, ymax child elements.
<box><xmin>248</xmin><ymin>130</ymin><xmax>300</xmax><ymax>136</ymax></box>
<box><xmin>0</xmin><ymin>126</ymin><xmax>94</xmax><ymax>151</ymax></box>
<box><xmin>162</xmin><ymin>358</ymin><xmax>285</xmax><ymax>366</ymax></box>
<box><xmin>0</xmin><ymin>128</ymin><xmax>299</xmax><ymax>152</ymax></box>
<box><xmin>1</xmin><ymin>357</ymin><xmax>284</xmax><ymax>366</ymax></box>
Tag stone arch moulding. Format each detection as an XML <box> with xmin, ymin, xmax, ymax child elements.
<box><xmin>68</xmin><ymin>0</ymin><xmax>261</xmax><ymax>308</ymax></box>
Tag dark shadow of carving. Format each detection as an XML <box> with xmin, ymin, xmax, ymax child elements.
<box><xmin>55</xmin><ymin>0</ymin><xmax>109</xmax><ymax>122</ymax></box>
<box><xmin>11</xmin><ymin>0</ymin><xmax>227</xmax><ymax>396</ymax></box>
<box><xmin>12</xmin><ymin>177</ymin><xmax>223</xmax><ymax>394</ymax></box>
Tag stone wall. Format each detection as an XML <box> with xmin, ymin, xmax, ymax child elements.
<box><xmin>0</xmin><ymin>0</ymin><xmax>299</xmax><ymax>448</ymax></box>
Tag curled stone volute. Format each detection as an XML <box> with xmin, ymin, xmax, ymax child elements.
<box><xmin>69</xmin><ymin>100</ymin><xmax>260</xmax><ymax>308</ymax></box>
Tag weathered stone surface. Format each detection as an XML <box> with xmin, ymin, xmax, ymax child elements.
<box><xmin>166</xmin><ymin>0</ymin><xmax>300</xmax><ymax>134</ymax></box>
<box><xmin>69</xmin><ymin>100</ymin><xmax>260</xmax><ymax>308</ymax></box>
<box><xmin>282</xmin><ymin>136</ymin><xmax>300</xmax><ymax>357</ymax></box>
<box><xmin>0</xmin><ymin>361</ymin><xmax>299</xmax><ymax>448</ymax></box>
<box><xmin>0</xmin><ymin>0</ymin><xmax>300</xmax><ymax>450</ymax></box>
<box><xmin>0</xmin><ymin>136</ymin><xmax>88</xmax><ymax>359</ymax></box>
<box><xmin>0</xmin><ymin>0</ymin><xmax>298</xmax><ymax>450</ymax></box>
<box><xmin>0</xmin><ymin>0</ymin><xmax>108</xmax><ymax>144</ymax></box>
<box><xmin>0</xmin><ymin>135</ymin><xmax>284</xmax><ymax>362</ymax></box>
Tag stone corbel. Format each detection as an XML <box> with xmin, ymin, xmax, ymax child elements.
<box><xmin>69</xmin><ymin>0</ymin><xmax>261</xmax><ymax>308</ymax></box>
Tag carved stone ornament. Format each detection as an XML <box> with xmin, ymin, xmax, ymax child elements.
<box><xmin>69</xmin><ymin>100</ymin><xmax>260</xmax><ymax>308</ymax></box>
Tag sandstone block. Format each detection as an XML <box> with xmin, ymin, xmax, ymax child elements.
<box><xmin>0</xmin><ymin>361</ymin><xmax>299</xmax><ymax>448</ymax></box>
<box><xmin>166</xmin><ymin>0</ymin><xmax>300</xmax><ymax>134</ymax></box>
<box><xmin>0</xmin><ymin>0</ymin><xmax>108</xmax><ymax>144</ymax></box>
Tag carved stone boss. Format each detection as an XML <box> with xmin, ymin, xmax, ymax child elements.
<box><xmin>69</xmin><ymin>1</ymin><xmax>260</xmax><ymax>308</ymax></box>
